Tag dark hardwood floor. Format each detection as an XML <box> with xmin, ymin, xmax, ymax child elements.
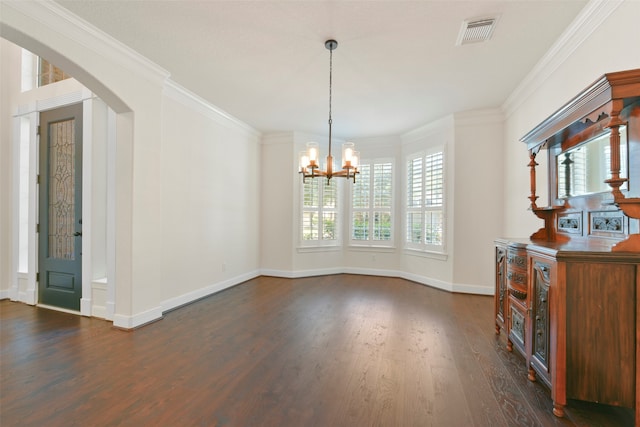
<box><xmin>1</xmin><ymin>275</ymin><xmax>633</xmax><ymax>426</ymax></box>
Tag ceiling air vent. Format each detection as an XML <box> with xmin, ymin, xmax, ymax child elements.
<box><xmin>456</xmin><ymin>17</ymin><xmax>498</xmax><ymax>46</ymax></box>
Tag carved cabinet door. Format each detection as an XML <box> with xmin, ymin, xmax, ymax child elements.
<box><xmin>529</xmin><ymin>255</ymin><xmax>553</xmax><ymax>387</ymax></box>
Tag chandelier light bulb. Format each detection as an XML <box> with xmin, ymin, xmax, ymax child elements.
<box><xmin>299</xmin><ymin>151</ymin><xmax>310</xmax><ymax>171</ymax></box>
<box><xmin>352</xmin><ymin>151</ymin><xmax>360</xmax><ymax>169</ymax></box>
<box><xmin>342</xmin><ymin>142</ymin><xmax>355</xmax><ymax>168</ymax></box>
<box><xmin>307</xmin><ymin>142</ymin><xmax>319</xmax><ymax>166</ymax></box>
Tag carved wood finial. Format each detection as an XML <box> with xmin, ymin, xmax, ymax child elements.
<box><xmin>605</xmin><ymin>106</ymin><xmax>640</xmax><ymax>252</ymax></box>
<box><xmin>605</xmin><ymin>113</ymin><xmax>628</xmax><ymax>202</ymax></box>
<box><xmin>528</xmin><ymin>151</ymin><xmax>539</xmax><ymax>209</ymax></box>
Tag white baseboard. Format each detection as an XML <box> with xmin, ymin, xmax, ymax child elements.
<box><xmin>161</xmin><ymin>270</ymin><xmax>261</xmax><ymax>314</ymax></box>
<box><xmin>260</xmin><ymin>267</ymin><xmax>493</xmax><ymax>295</ymax></box>
<box><xmin>113</xmin><ymin>305</ymin><xmax>163</xmax><ymax>330</ymax></box>
<box><xmin>261</xmin><ymin>267</ymin><xmax>344</xmax><ymax>279</ymax></box>
<box><xmin>105</xmin><ymin>302</ymin><xmax>115</xmax><ymax>321</ymax></box>
<box><xmin>24</xmin><ymin>288</ymin><xmax>37</xmax><ymax>305</ymax></box>
<box><xmin>91</xmin><ymin>305</ymin><xmax>108</xmax><ymax>319</ymax></box>
<box><xmin>80</xmin><ymin>297</ymin><xmax>92</xmax><ymax>316</ymax></box>
<box><xmin>452</xmin><ymin>281</ymin><xmax>494</xmax><ymax>295</ymax></box>
<box><xmin>397</xmin><ymin>271</ymin><xmax>454</xmax><ymax>292</ymax></box>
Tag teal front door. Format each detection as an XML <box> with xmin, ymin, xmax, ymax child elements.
<box><xmin>38</xmin><ymin>103</ymin><xmax>83</xmax><ymax>311</ymax></box>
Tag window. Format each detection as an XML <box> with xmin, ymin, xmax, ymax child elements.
<box><xmin>300</xmin><ymin>178</ymin><xmax>339</xmax><ymax>247</ymax></box>
<box><xmin>351</xmin><ymin>160</ymin><xmax>393</xmax><ymax>245</ymax></box>
<box><xmin>21</xmin><ymin>49</ymin><xmax>71</xmax><ymax>92</ymax></box>
<box><xmin>38</xmin><ymin>58</ymin><xmax>71</xmax><ymax>87</ymax></box>
<box><xmin>406</xmin><ymin>149</ymin><xmax>444</xmax><ymax>252</ymax></box>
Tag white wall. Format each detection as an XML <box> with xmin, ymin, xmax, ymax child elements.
<box><xmin>159</xmin><ymin>84</ymin><xmax>261</xmax><ymax>311</ymax></box>
<box><xmin>0</xmin><ymin>38</ymin><xmax>17</xmax><ymax>299</ymax></box>
<box><xmin>1</xmin><ymin>2</ymin><xmax>262</xmax><ymax>328</ymax></box>
<box><xmin>260</xmin><ymin>133</ymin><xmax>295</xmax><ymax>273</ymax></box>
<box><xmin>259</xmin><ymin>113</ymin><xmax>502</xmax><ymax>294</ymax></box>
<box><xmin>502</xmin><ymin>0</ymin><xmax>640</xmax><ymax>238</ymax></box>
<box><xmin>452</xmin><ymin>110</ymin><xmax>504</xmax><ymax>292</ymax></box>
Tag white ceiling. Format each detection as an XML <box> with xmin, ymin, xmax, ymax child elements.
<box><xmin>55</xmin><ymin>0</ymin><xmax>588</xmax><ymax>139</ymax></box>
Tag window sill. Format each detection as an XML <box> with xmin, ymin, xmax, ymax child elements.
<box><xmin>403</xmin><ymin>248</ymin><xmax>448</xmax><ymax>261</ymax></box>
<box><xmin>347</xmin><ymin>245</ymin><xmax>396</xmax><ymax>253</ymax></box>
<box><xmin>297</xmin><ymin>245</ymin><xmax>342</xmax><ymax>253</ymax></box>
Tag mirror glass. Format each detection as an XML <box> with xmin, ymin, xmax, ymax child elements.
<box><xmin>557</xmin><ymin>126</ymin><xmax>627</xmax><ymax>198</ymax></box>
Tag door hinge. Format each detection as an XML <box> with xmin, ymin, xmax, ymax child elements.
<box><xmin>37</xmin><ymin>174</ymin><xmax>40</xmax><ymax>184</ymax></box>
<box><xmin>36</xmin><ymin>223</ymin><xmax>40</xmax><ymax>233</ymax></box>
<box><xmin>36</xmin><ymin>272</ymin><xmax>39</xmax><ymax>282</ymax></box>
<box><xmin>37</xmin><ymin>125</ymin><xmax>41</xmax><ymax>136</ymax></box>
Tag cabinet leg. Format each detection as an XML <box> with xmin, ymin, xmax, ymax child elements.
<box><xmin>507</xmin><ymin>339</ymin><xmax>513</xmax><ymax>352</ymax></box>
<box><xmin>527</xmin><ymin>367</ymin><xmax>536</xmax><ymax>382</ymax></box>
<box><xmin>552</xmin><ymin>403</ymin><xmax>565</xmax><ymax>418</ymax></box>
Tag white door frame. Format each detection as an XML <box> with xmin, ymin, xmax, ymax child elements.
<box><xmin>11</xmin><ymin>88</ymin><xmax>116</xmax><ymax>318</ymax></box>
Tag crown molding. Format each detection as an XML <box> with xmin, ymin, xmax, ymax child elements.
<box><xmin>163</xmin><ymin>79</ymin><xmax>260</xmax><ymax>139</ymax></box>
<box><xmin>401</xmin><ymin>114</ymin><xmax>454</xmax><ymax>144</ymax></box>
<box><xmin>1</xmin><ymin>0</ymin><xmax>170</xmax><ymax>87</ymax></box>
<box><xmin>502</xmin><ymin>0</ymin><xmax>624</xmax><ymax>118</ymax></box>
<box><xmin>453</xmin><ymin>108</ymin><xmax>504</xmax><ymax>127</ymax></box>
<box><xmin>261</xmin><ymin>132</ymin><xmax>295</xmax><ymax>146</ymax></box>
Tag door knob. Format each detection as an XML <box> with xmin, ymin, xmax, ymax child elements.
<box><xmin>74</xmin><ymin>231</ymin><xmax>82</xmax><ymax>237</ymax></box>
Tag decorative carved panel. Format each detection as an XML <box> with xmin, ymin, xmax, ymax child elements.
<box><xmin>510</xmin><ymin>306</ymin><xmax>525</xmax><ymax>348</ymax></box>
<box><xmin>496</xmin><ymin>247</ymin><xmax>506</xmax><ymax>320</ymax></box>
<box><xmin>532</xmin><ymin>261</ymin><xmax>550</xmax><ymax>371</ymax></box>
<box><xmin>590</xmin><ymin>210</ymin><xmax>625</xmax><ymax>236</ymax></box>
<box><xmin>507</xmin><ymin>251</ymin><xmax>526</xmax><ymax>268</ymax></box>
<box><xmin>558</xmin><ymin>212</ymin><xmax>582</xmax><ymax>234</ymax></box>
<box><xmin>507</xmin><ymin>271</ymin><xmax>526</xmax><ymax>285</ymax></box>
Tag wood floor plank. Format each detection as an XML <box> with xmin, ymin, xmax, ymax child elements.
<box><xmin>0</xmin><ymin>274</ymin><xmax>634</xmax><ymax>426</ymax></box>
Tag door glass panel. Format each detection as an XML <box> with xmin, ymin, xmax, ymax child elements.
<box><xmin>48</xmin><ymin>119</ymin><xmax>76</xmax><ymax>260</ymax></box>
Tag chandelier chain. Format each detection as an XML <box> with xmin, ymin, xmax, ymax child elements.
<box><xmin>328</xmin><ymin>46</ymin><xmax>333</xmax><ymax>153</ymax></box>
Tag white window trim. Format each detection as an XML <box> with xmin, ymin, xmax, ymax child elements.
<box><xmin>348</xmin><ymin>245</ymin><xmax>396</xmax><ymax>253</ymax></box>
<box><xmin>403</xmin><ymin>248</ymin><xmax>448</xmax><ymax>261</ymax></box>
<box><xmin>348</xmin><ymin>158</ymin><xmax>395</xmax><ymax>248</ymax></box>
<box><xmin>298</xmin><ymin>177</ymin><xmax>342</xmax><ymax>249</ymax></box>
<box><xmin>403</xmin><ymin>146</ymin><xmax>446</xmax><ymax>254</ymax></box>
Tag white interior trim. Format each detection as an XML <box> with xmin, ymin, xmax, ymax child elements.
<box><xmin>113</xmin><ymin>306</ymin><xmax>163</xmax><ymax>330</ymax></box>
<box><xmin>10</xmin><ymin>90</ymin><xmax>115</xmax><ymax>316</ymax></box>
<box><xmin>161</xmin><ymin>270</ymin><xmax>260</xmax><ymax>314</ymax></box>
<box><xmin>81</xmin><ymin>95</ymin><xmax>93</xmax><ymax>316</ymax></box>
<box><xmin>261</xmin><ymin>267</ymin><xmax>493</xmax><ymax>295</ymax></box>
<box><xmin>502</xmin><ymin>0</ymin><xmax>624</xmax><ymax>118</ymax></box>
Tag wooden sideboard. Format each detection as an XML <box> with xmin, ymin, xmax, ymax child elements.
<box><xmin>495</xmin><ymin>237</ymin><xmax>640</xmax><ymax>417</ymax></box>
<box><xmin>495</xmin><ymin>69</ymin><xmax>640</xmax><ymax>423</ymax></box>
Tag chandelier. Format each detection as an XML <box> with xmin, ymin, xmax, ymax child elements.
<box><xmin>299</xmin><ymin>39</ymin><xmax>359</xmax><ymax>183</ymax></box>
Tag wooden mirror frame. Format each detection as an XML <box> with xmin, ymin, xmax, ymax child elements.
<box><xmin>520</xmin><ymin>69</ymin><xmax>640</xmax><ymax>250</ymax></box>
